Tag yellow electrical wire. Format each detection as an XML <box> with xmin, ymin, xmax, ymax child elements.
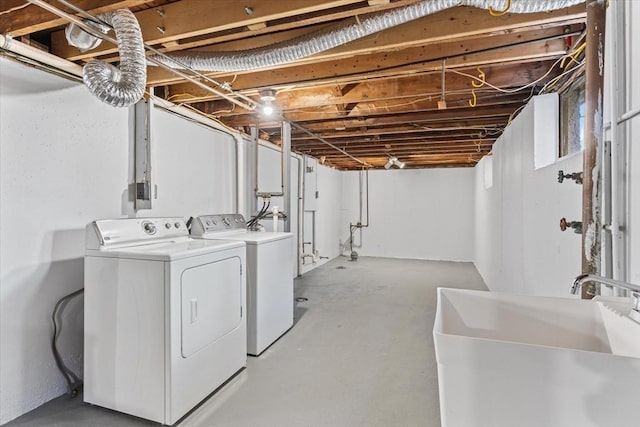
<box><xmin>561</xmin><ymin>42</ymin><xmax>586</xmax><ymax>69</ymax></box>
<box><xmin>471</xmin><ymin>67</ymin><xmax>486</xmax><ymax>88</ymax></box>
<box><xmin>468</xmin><ymin>89</ymin><xmax>477</xmax><ymax>107</ymax></box>
<box><xmin>489</xmin><ymin>0</ymin><xmax>511</xmax><ymax>17</ymax></box>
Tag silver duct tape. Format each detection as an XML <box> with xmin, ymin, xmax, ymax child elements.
<box><xmin>150</xmin><ymin>0</ymin><xmax>583</xmax><ymax>73</ymax></box>
<box><xmin>82</xmin><ymin>9</ymin><xmax>146</xmax><ymax>108</ymax></box>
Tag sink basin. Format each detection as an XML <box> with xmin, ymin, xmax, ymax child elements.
<box><xmin>433</xmin><ymin>288</ymin><xmax>640</xmax><ymax>427</ymax></box>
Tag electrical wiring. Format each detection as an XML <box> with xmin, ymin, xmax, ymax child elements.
<box><xmin>539</xmin><ymin>61</ymin><xmax>585</xmax><ymax>94</ymax></box>
<box><xmin>166</xmin><ymin>92</ymin><xmax>198</xmax><ymax>102</ymax></box>
<box><xmin>560</xmin><ymin>41</ymin><xmax>586</xmax><ymax>69</ymax></box>
<box><xmin>0</xmin><ymin>2</ymin><xmax>30</xmax><ymax>15</ymax></box>
<box><xmin>411</xmin><ymin>123</ymin><xmax>503</xmax><ymax>133</ymax></box>
<box><xmin>52</xmin><ymin>288</ymin><xmax>84</xmax><ymax>397</ymax></box>
<box><xmin>286</xmin><ymin>88</ymin><xmax>520</xmax><ymax>116</ymax></box>
<box><xmin>448</xmin><ymin>53</ymin><xmax>574</xmax><ymax>94</ymax></box>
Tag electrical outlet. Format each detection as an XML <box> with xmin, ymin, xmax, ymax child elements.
<box><xmin>136</xmin><ymin>182</ymin><xmax>150</xmax><ymax>200</ymax></box>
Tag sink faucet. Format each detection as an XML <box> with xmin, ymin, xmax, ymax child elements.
<box><xmin>571</xmin><ymin>274</ymin><xmax>640</xmax><ymax>318</ymax></box>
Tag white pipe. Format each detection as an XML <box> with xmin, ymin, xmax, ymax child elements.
<box><xmin>0</xmin><ymin>34</ymin><xmax>83</xmax><ymax>77</ymax></box>
<box><xmin>608</xmin><ymin>0</ymin><xmax>619</xmax><ymax>282</ymax></box>
<box><xmin>296</xmin><ymin>155</ymin><xmax>304</xmax><ymax>276</ymax></box>
<box><xmin>272</xmin><ymin>206</ymin><xmax>279</xmax><ymax>232</ymax></box>
<box><xmin>617</xmin><ymin>107</ymin><xmax>640</xmax><ymax>125</ymax></box>
<box><xmin>609</xmin><ymin>0</ymin><xmax>627</xmax><ymax>284</ymax></box>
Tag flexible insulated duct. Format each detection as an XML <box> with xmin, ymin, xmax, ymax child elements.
<box><xmin>151</xmin><ymin>0</ymin><xmax>584</xmax><ymax>73</ymax></box>
<box><xmin>81</xmin><ymin>9</ymin><xmax>146</xmax><ymax>107</ymax></box>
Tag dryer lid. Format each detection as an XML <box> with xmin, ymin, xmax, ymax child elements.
<box><xmin>197</xmin><ymin>230</ymin><xmax>293</xmax><ymax>245</ymax></box>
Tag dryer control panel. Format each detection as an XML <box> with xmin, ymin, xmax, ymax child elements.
<box><xmin>191</xmin><ymin>214</ymin><xmax>246</xmax><ymax>236</ymax></box>
<box><xmin>87</xmin><ymin>217</ymin><xmax>188</xmax><ymax>249</ymax></box>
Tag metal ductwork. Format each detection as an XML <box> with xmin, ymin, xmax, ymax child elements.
<box><xmin>69</xmin><ymin>9</ymin><xmax>146</xmax><ymax>108</ymax></box>
<box><xmin>151</xmin><ymin>0</ymin><xmax>584</xmax><ymax>73</ymax></box>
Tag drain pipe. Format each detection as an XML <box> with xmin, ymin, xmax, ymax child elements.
<box><xmin>349</xmin><ymin>169</ymin><xmax>370</xmax><ymax>260</ymax></box>
<box><xmin>281</xmin><ymin>121</ymin><xmax>292</xmax><ymax>233</ymax></box>
<box><xmin>581</xmin><ymin>0</ymin><xmax>606</xmax><ymax>299</ymax></box>
<box><xmin>296</xmin><ymin>155</ymin><xmax>304</xmax><ymax>276</ymax></box>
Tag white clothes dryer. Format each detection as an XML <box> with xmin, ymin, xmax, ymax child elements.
<box><xmin>84</xmin><ymin>217</ymin><xmax>246</xmax><ymax>425</ymax></box>
<box><xmin>191</xmin><ymin>214</ymin><xmax>294</xmax><ymax>356</ymax></box>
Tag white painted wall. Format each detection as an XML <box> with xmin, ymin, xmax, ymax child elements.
<box><xmin>295</xmin><ymin>155</ymin><xmax>344</xmax><ymax>274</ymax></box>
<box><xmin>314</xmin><ymin>165</ymin><xmax>344</xmax><ymax>259</ymax></box>
<box><xmin>475</xmin><ymin>4</ymin><xmax>640</xmax><ymax>297</ymax></box>
<box><xmin>474</xmin><ymin>94</ymin><xmax>584</xmax><ymax>297</ymax></box>
<box><xmin>340</xmin><ymin>168</ymin><xmax>475</xmax><ymax>261</ymax></box>
<box><xmin>0</xmin><ymin>60</ymin><xmax>128</xmax><ymax>424</ymax></box>
<box><xmin>140</xmin><ymin>108</ymin><xmax>237</xmax><ymax>217</ymax></box>
<box><xmin>0</xmin><ymin>59</ymin><xmax>240</xmax><ymax>424</ymax></box>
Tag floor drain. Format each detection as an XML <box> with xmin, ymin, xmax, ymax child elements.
<box><xmin>336</xmin><ymin>266</ymin><xmax>347</xmax><ymax>269</ymax></box>
<box><xmin>295</xmin><ymin>297</ymin><xmax>308</xmax><ymax>302</ymax></box>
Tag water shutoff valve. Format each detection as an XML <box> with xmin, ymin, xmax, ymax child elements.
<box><xmin>558</xmin><ymin>170</ymin><xmax>583</xmax><ymax>184</ymax></box>
<box><xmin>560</xmin><ymin>217</ymin><xmax>582</xmax><ymax>234</ymax></box>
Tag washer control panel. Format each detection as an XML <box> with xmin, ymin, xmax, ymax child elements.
<box><xmin>88</xmin><ymin>217</ymin><xmax>188</xmax><ymax>249</ymax></box>
<box><xmin>191</xmin><ymin>214</ymin><xmax>246</xmax><ymax>236</ymax></box>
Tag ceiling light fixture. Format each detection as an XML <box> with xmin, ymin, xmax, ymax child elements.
<box><xmin>259</xmin><ymin>89</ymin><xmax>276</xmax><ymax>116</ymax></box>
<box><xmin>384</xmin><ymin>158</ymin><xmax>394</xmax><ymax>169</ymax></box>
<box><xmin>384</xmin><ymin>156</ymin><xmax>405</xmax><ymax>169</ymax></box>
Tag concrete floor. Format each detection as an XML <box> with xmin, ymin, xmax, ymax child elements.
<box><xmin>6</xmin><ymin>257</ymin><xmax>487</xmax><ymax>427</ymax></box>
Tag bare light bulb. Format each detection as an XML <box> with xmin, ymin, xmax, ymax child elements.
<box><xmin>263</xmin><ymin>103</ymin><xmax>274</xmax><ymax>115</ymax></box>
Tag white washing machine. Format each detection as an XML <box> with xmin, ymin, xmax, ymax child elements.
<box><xmin>191</xmin><ymin>214</ymin><xmax>294</xmax><ymax>356</ymax></box>
<box><xmin>84</xmin><ymin>217</ymin><xmax>246</xmax><ymax>425</ymax></box>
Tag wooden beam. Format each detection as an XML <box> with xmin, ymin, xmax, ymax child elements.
<box><xmin>153</xmin><ymin>33</ymin><xmax>569</xmax><ymax>100</ymax></box>
<box><xmin>50</xmin><ymin>0</ymin><xmax>366</xmax><ymax>60</ymax></box>
<box><xmin>219</xmin><ymin>100</ymin><xmax>516</xmax><ymax>128</ymax></box>
<box><xmin>368</xmin><ymin>0</ymin><xmax>390</xmax><ymax>6</ymax></box>
<box><xmin>257</xmin><ymin>116</ymin><xmax>509</xmax><ymax>134</ymax></box>
<box><xmin>145</xmin><ymin>5</ymin><xmax>584</xmax><ymax>86</ymax></box>
<box><xmin>0</xmin><ymin>0</ymin><xmax>152</xmax><ymax>36</ymax></box>
<box><xmin>188</xmin><ymin>61</ymin><xmax>549</xmax><ymax>120</ymax></box>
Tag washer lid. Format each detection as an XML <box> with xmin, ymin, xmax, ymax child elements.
<box><xmin>85</xmin><ymin>237</ymin><xmax>245</xmax><ymax>261</ymax></box>
<box><xmin>193</xmin><ymin>230</ymin><xmax>293</xmax><ymax>245</ymax></box>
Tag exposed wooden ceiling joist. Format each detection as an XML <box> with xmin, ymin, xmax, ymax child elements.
<box><xmin>1</xmin><ymin>0</ymin><xmax>587</xmax><ymax>169</ymax></box>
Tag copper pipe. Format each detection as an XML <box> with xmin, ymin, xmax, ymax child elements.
<box><xmin>581</xmin><ymin>0</ymin><xmax>606</xmax><ymax>299</ymax></box>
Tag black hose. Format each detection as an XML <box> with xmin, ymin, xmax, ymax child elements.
<box><xmin>51</xmin><ymin>288</ymin><xmax>84</xmax><ymax>396</ymax></box>
<box><xmin>247</xmin><ymin>199</ymin><xmax>267</xmax><ymax>227</ymax></box>
<box><xmin>247</xmin><ymin>199</ymin><xmax>271</xmax><ymax>229</ymax></box>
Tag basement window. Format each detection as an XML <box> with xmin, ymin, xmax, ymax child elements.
<box><xmin>559</xmin><ymin>77</ymin><xmax>585</xmax><ymax>158</ymax></box>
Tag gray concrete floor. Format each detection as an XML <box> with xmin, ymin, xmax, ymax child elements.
<box><xmin>6</xmin><ymin>257</ymin><xmax>487</xmax><ymax>427</ymax></box>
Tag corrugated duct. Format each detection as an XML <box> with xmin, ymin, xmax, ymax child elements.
<box><xmin>78</xmin><ymin>9</ymin><xmax>146</xmax><ymax>107</ymax></box>
<box><xmin>150</xmin><ymin>0</ymin><xmax>584</xmax><ymax>73</ymax></box>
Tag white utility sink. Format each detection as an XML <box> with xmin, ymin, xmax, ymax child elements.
<box><xmin>433</xmin><ymin>288</ymin><xmax>640</xmax><ymax>427</ymax></box>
